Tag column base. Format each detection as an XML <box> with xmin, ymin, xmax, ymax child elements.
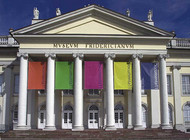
<box><xmin>14</xmin><ymin>125</ymin><xmax>31</xmax><ymax>130</ymax></box>
<box><xmin>133</xmin><ymin>125</ymin><xmax>145</xmax><ymax>130</ymax></box>
<box><xmin>161</xmin><ymin>124</ymin><xmax>172</xmax><ymax>129</ymax></box>
<box><xmin>105</xmin><ymin>125</ymin><xmax>117</xmax><ymax>131</ymax></box>
<box><xmin>127</xmin><ymin>125</ymin><xmax>133</xmax><ymax>129</ymax></box>
<box><xmin>175</xmin><ymin>124</ymin><xmax>185</xmax><ymax>132</ymax></box>
<box><xmin>151</xmin><ymin>124</ymin><xmax>160</xmax><ymax>128</ymax></box>
<box><xmin>44</xmin><ymin>126</ymin><xmax>56</xmax><ymax>131</ymax></box>
<box><xmin>72</xmin><ymin>125</ymin><xmax>84</xmax><ymax>131</ymax></box>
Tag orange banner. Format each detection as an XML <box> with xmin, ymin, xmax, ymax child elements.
<box><xmin>28</xmin><ymin>62</ymin><xmax>47</xmax><ymax>90</ymax></box>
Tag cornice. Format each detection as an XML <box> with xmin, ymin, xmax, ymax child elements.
<box><xmin>13</xmin><ymin>34</ymin><xmax>172</xmax><ymax>40</ymax></box>
<box><xmin>18</xmin><ymin>48</ymin><xmax>167</xmax><ymax>56</ymax></box>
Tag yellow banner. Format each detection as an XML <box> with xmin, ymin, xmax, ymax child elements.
<box><xmin>114</xmin><ymin>62</ymin><xmax>132</xmax><ymax>90</ymax></box>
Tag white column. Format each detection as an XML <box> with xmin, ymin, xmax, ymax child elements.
<box><xmin>27</xmin><ymin>90</ymin><xmax>33</xmax><ymax>129</ymax></box>
<box><xmin>158</xmin><ymin>54</ymin><xmax>171</xmax><ymax>129</ymax></box>
<box><xmin>172</xmin><ymin>65</ymin><xmax>185</xmax><ymax>131</ymax></box>
<box><xmin>16</xmin><ymin>53</ymin><xmax>29</xmax><ymax>130</ymax></box>
<box><xmin>72</xmin><ymin>53</ymin><xmax>84</xmax><ymax>131</ymax></box>
<box><xmin>105</xmin><ymin>53</ymin><xmax>116</xmax><ymax>130</ymax></box>
<box><xmin>132</xmin><ymin>54</ymin><xmax>144</xmax><ymax>130</ymax></box>
<box><xmin>104</xmin><ymin>90</ymin><xmax>107</xmax><ymax>128</ymax></box>
<box><xmin>44</xmin><ymin>53</ymin><xmax>56</xmax><ymax>130</ymax></box>
<box><xmin>149</xmin><ymin>90</ymin><xmax>160</xmax><ymax>128</ymax></box>
<box><xmin>127</xmin><ymin>91</ymin><xmax>133</xmax><ymax>129</ymax></box>
<box><xmin>2</xmin><ymin>66</ymin><xmax>12</xmax><ymax>131</ymax></box>
<box><xmin>28</xmin><ymin>91</ymin><xmax>36</xmax><ymax>129</ymax></box>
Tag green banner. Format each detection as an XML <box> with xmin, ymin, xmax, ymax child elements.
<box><xmin>55</xmin><ymin>61</ymin><xmax>73</xmax><ymax>89</ymax></box>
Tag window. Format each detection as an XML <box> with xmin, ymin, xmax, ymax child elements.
<box><xmin>14</xmin><ymin>74</ymin><xmax>19</xmax><ymax>94</ymax></box>
<box><xmin>88</xmin><ymin>89</ymin><xmax>99</xmax><ymax>96</ymax></box>
<box><xmin>114</xmin><ymin>104</ymin><xmax>124</xmax><ymax>125</ymax></box>
<box><xmin>167</xmin><ymin>75</ymin><xmax>172</xmax><ymax>95</ymax></box>
<box><xmin>39</xmin><ymin>104</ymin><xmax>46</xmax><ymax>128</ymax></box>
<box><xmin>184</xmin><ymin>103</ymin><xmax>190</xmax><ymax>122</ymax></box>
<box><xmin>168</xmin><ymin>104</ymin><xmax>173</xmax><ymax>124</ymax></box>
<box><xmin>64</xmin><ymin>113</ymin><xmax>68</xmax><ymax>123</ymax></box>
<box><xmin>40</xmin><ymin>112</ymin><xmax>44</xmax><ymax>123</ymax></box>
<box><xmin>69</xmin><ymin>113</ymin><xmax>72</xmax><ymax>123</ymax></box>
<box><xmin>13</xmin><ymin>104</ymin><xmax>18</xmax><ymax>123</ymax></box>
<box><xmin>64</xmin><ymin>105</ymin><xmax>73</xmax><ymax>111</ymax></box>
<box><xmin>142</xmin><ymin>104</ymin><xmax>147</xmax><ymax>127</ymax></box>
<box><xmin>89</xmin><ymin>105</ymin><xmax>99</xmax><ymax>111</ymax></box>
<box><xmin>114</xmin><ymin>104</ymin><xmax>124</xmax><ymax>111</ymax></box>
<box><xmin>114</xmin><ymin>90</ymin><xmax>124</xmax><ymax>95</ymax></box>
<box><xmin>63</xmin><ymin>105</ymin><xmax>73</xmax><ymax>125</ymax></box>
<box><xmin>0</xmin><ymin>74</ymin><xmax>3</xmax><ymax>94</ymax></box>
<box><xmin>88</xmin><ymin>105</ymin><xmax>99</xmax><ymax>129</ymax></box>
<box><xmin>62</xmin><ymin>90</ymin><xmax>73</xmax><ymax>95</ymax></box>
<box><xmin>182</xmin><ymin>75</ymin><xmax>190</xmax><ymax>95</ymax></box>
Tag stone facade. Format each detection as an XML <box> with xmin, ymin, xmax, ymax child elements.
<box><xmin>0</xmin><ymin>5</ymin><xmax>190</xmax><ymax>133</ymax></box>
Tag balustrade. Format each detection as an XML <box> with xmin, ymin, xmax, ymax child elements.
<box><xmin>0</xmin><ymin>36</ymin><xmax>19</xmax><ymax>46</ymax></box>
<box><xmin>168</xmin><ymin>38</ymin><xmax>190</xmax><ymax>48</ymax></box>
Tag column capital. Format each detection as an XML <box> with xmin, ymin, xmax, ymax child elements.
<box><xmin>72</xmin><ymin>53</ymin><xmax>84</xmax><ymax>59</ymax></box>
<box><xmin>17</xmin><ymin>53</ymin><xmax>28</xmax><ymax>59</ymax></box>
<box><xmin>171</xmin><ymin>65</ymin><xmax>181</xmax><ymax>70</ymax></box>
<box><xmin>45</xmin><ymin>53</ymin><xmax>56</xmax><ymax>59</ymax></box>
<box><xmin>104</xmin><ymin>53</ymin><xmax>115</xmax><ymax>59</ymax></box>
<box><xmin>131</xmin><ymin>54</ymin><xmax>143</xmax><ymax>60</ymax></box>
<box><xmin>157</xmin><ymin>54</ymin><xmax>169</xmax><ymax>60</ymax></box>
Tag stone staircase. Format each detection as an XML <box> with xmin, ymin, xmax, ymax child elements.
<box><xmin>1</xmin><ymin>129</ymin><xmax>190</xmax><ymax>140</ymax></box>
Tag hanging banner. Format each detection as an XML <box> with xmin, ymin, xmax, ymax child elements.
<box><xmin>28</xmin><ymin>62</ymin><xmax>47</xmax><ymax>90</ymax></box>
<box><xmin>55</xmin><ymin>61</ymin><xmax>73</xmax><ymax>89</ymax></box>
<box><xmin>114</xmin><ymin>62</ymin><xmax>132</xmax><ymax>90</ymax></box>
<box><xmin>141</xmin><ymin>62</ymin><xmax>159</xmax><ymax>90</ymax></box>
<box><xmin>84</xmin><ymin>61</ymin><xmax>103</xmax><ymax>89</ymax></box>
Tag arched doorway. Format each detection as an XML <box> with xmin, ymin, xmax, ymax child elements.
<box><xmin>62</xmin><ymin>105</ymin><xmax>73</xmax><ymax>129</ymax></box>
<box><xmin>183</xmin><ymin>102</ymin><xmax>190</xmax><ymax>131</ymax></box>
<box><xmin>184</xmin><ymin>103</ymin><xmax>190</xmax><ymax>122</ymax></box>
<box><xmin>38</xmin><ymin>104</ymin><xmax>46</xmax><ymax>129</ymax></box>
<box><xmin>168</xmin><ymin>104</ymin><xmax>173</xmax><ymax>125</ymax></box>
<box><xmin>142</xmin><ymin>104</ymin><xmax>148</xmax><ymax>128</ymax></box>
<box><xmin>88</xmin><ymin>105</ymin><xmax>99</xmax><ymax>129</ymax></box>
<box><xmin>114</xmin><ymin>104</ymin><xmax>124</xmax><ymax>128</ymax></box>
<box><xmin>12</xmin><ymin>104</ymin><xmax>18</xmax><ymax>130</ymax></box>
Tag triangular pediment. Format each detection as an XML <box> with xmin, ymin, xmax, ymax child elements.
<box><xmin>43</xmin><ymin>17</ymin><xmax>136</xmax><ymax>35</ymax></box>
<box><xmin>12</xmin><ymin>5</ymin><xmax>174</xmax><ymax>37</ymax></box>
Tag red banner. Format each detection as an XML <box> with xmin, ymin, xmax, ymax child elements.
<box><xmin>28</xmin><ymin>62</ymin><xmax>47</xmax><ymax>89</ymax></box>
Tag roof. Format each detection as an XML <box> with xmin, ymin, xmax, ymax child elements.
<box><xmin>11</xmin><ymin>5</ymin><xmax>174</xmax><ymax>37</ymax></box>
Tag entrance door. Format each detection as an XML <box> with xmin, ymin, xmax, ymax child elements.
<box><xmin>115</xmin><ymin>110</ymin><xmax>123</xmax><ymax>128</ymax></box>
<box><xmin>38</xmin><ymin>110</ymin><xmax>46</xmax><ymax>129</ymax></box>
<box><xmin>88</xmin><ymin>105</ymin><xmax>99</xmax><ymax>129</ymax></box>
<box><xmin>115</xmin><ymin>104</ymin><xmax>124</xmax><ymax>128</ymax></box>
<box><xmin>63</xmin><ymin>111</ymin><xmax>72</xmax><ymax>129</ymax></box>
<box><xmin>38</xmin><ymin>104</ymin><xmax>46</xmax><ymax>129</ymax></box>
<box><xmin>62</xmin><ymin>105</ymin><xmax>73</xmax><ymax>129</ymax></box>
<box><xmin>142</xmin><ymin>105</ymin><xmax>147</xmax><ymax>128</ymax></box>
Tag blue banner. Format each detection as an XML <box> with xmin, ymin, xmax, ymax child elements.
<box><xmin>141</xmin><ymin>62</ymin><xmax>158</xmax><ymax>90</ymax></box>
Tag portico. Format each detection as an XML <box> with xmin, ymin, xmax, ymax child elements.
<box><xmin>15</xmin><ymin>50</ymin><xmax>171</xmax><ymax>131</ymax></box>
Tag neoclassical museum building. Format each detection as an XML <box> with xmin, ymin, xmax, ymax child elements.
<box><xmin>0</xmin><ymin>5</ymin><xmax>190</xmax><ymax>132</ymax></box>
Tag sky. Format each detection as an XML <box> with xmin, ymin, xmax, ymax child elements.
<box><xmin>0</xmin><ymin>0</ymin><xmax>190</xmax><ymax>38</ymax></box>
